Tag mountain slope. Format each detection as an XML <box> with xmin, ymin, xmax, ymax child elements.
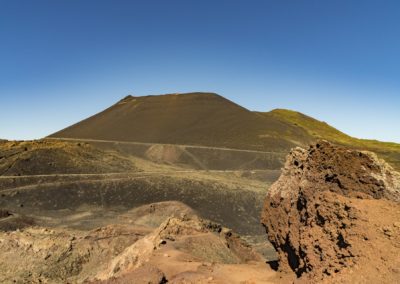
<box><xmin>263</xmin><ymin>109</ymin><xmax>400</xmax><ymax>170</ymax></box>
<box><xmin>50</xmin><ymin>92</ymin><xmax>311</xmax><ymax>151</ymax></box>
<box><xmin>262</xmin><ymin>109</ymin><xmax>353</xmax><ymax>143</ymax></box>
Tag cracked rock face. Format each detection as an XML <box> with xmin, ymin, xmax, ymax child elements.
<box><xmin>261</xmin><ymin>141</ymin><xmax>400</xmax><ymax>282</ymax></box>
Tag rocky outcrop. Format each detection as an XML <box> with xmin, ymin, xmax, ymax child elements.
<box><xmin>0</xmin><ymin>203</ymin><xmax>273</xmax><ymax>283</ymax></box>
<box><xmin>261</xmin><ymin>141</ymin><xmax>400</xmax><ymax>282</ymax></box>
<box><xmin>96</xmin><ymin>215</ymin><xmax>264</xmax><ymax>281</ymax></box>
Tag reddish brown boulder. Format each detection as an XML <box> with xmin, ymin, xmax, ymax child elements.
<box><xmin>261</xmin><ymin>141</ymin><xmax>400</xmax><ymax>282</ymax></box>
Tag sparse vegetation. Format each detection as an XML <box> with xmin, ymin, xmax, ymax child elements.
<box><xmin>262</xmin><ymin>109</ymin><xmax>400</xmax><ymax>170</ymax></box>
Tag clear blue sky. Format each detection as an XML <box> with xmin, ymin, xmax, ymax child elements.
<box><xmin>1</xmin><ymin>0</ymin><xmax>399</xmax><ymax>142</ymax></box>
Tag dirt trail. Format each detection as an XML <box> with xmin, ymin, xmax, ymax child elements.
<box><xmin>0</xmin><ymin>169</ymin><xmax>276</xmax><ymax>180</ymax></box>
<box><xmin>46</xmin><ymin>137</ymin><xmax>287</xmax><ymax>155</ymax></box>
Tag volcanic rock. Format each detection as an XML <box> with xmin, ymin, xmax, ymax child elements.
<box><xmin>261</xmin><ymin>141</ymin><xmax>400</xmax><ymax>283</ymax></box>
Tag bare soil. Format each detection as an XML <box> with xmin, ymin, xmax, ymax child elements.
<box><xmin>0</xmin><ymin>201</ymin><xmax>277</xmax><ymax>283</ymax></box>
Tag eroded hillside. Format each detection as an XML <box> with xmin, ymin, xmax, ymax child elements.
<box><xmin>0</xmin><ymin>201</ymin><xmax>277</xmax><ymax>283</ymax></box>
<box><xmin>0</xmin><ymin>140</ymin><xmax>137</xmax><ymax>175</ymax></box>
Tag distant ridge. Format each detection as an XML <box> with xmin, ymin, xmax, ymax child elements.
<box><xmin>50</xmin><ymin>92</ymin><xmax>400</xmax><ymax>169</ymax></box>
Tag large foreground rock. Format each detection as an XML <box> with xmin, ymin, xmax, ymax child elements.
<box><xmin>261</xmin><ymin>141</ymin><xmax>400</xmax><ymax>283</ymax></box>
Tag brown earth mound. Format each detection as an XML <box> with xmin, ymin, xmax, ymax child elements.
<box><xmin>0</xmin><ymin>140</ymin><xmax>136</xmax><ymax>175</ymax></box>
<box><xmin>261</xmin><ymin>141</ymin><xmax>400</xmax><ymax>283</ymax></box>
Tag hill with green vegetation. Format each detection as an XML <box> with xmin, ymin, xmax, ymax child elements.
<box><xmin>261</xmin><ymin>109</ymin><xmax>400</xmax><ymax>170</ymax></box>
<box><xmin>50</xmin><ymin>92</ymin><xmax>400</xmax><ymax>170</ymax></box>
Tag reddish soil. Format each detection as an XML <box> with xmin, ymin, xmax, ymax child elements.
<box><xmin>261</xmin><ymin>141</ymin><xmax>400</xmax><ymax>283</ymax></box>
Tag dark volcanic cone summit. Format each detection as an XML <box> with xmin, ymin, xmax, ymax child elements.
<box><xmin>50</xmin><ymin>92</ymin><xmax>309</xmax><ymax>151</ymax></box>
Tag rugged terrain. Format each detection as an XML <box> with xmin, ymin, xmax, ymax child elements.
<box><xmin>2</xmin><ymin>93</ymin><xmax>400</xmax><ymax>283</ymax></box>
<box><xmin>0</xmin><ymin>138</ymin><xmax>279</xmax><ymax>283</ymax></box>
<box><xmin>0</xmin><ymin>201</ymin><xmax>277</xmax><ymax>283</ymax></box>
<box><xmin>261</xmin><ymin>141</ymin><xmax>400</xmax><ymax>283</ymax></box>
<box><xmin>0</xmin><ymin>139</ymin><xmax>279</xmax><ymax>235</ymax></box>
<box><xmin>2</xmin><ymin>139</ymin><xmax>400</xmax><ymax>283</ymax></box>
